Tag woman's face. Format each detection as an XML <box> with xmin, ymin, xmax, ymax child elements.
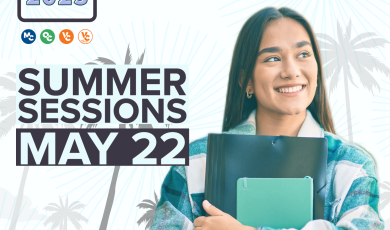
<box><xmin>248</xmin><ymin>17</ymin><xmax>318</xmax><ymax>116</ymax></box>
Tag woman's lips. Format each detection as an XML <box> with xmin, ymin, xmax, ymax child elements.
<box><xmin>274</xmin><ymin>85</ymin><xmax>306</xmax><ymax>97</ymax></box>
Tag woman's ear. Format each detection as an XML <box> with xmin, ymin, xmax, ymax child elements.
<box><xmin>238</xmin><ymin>69</ymin><xmax>254</xmax><ymax>94</ymax></box>
<box><xmin>246</xmin><ymin>78</ymin><xmax>254</xmax><ymax>94</ymax></box>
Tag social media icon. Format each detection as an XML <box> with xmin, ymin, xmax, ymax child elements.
<box><xmin>40</xmin><ymin>29</ymin><xmax>55</xmax><ymax>44</ymax></box>
<box><xmin>78</xmin><ymin>29</ymin><xmax>93</xmax><ymax>44</ymax></box>
<box><xmin>59</xmin><ymin>29</ymin><xmax>74</xmax><ymax>44</ymax></box>
<box><xmin>21</xmin><ymin>29</ymin><xmax>36</xmax><ymax>44</ymax></box>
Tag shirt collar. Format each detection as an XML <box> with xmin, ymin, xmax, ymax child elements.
<box><xmin>226</xmin><ymin>109</ymin><xmax>324</xmax><ymax>138</ymax></box>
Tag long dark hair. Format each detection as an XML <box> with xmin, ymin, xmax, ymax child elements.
<box><xmin>222</xmin><ymin>7</ymin><xmax>336</xmax><ymax>134</ymax></box>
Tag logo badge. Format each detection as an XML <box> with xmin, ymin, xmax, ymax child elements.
<box><xmin>78</xmin><ymin>29</ymin><xmax>93</xmax><ymax>44</ymax></box>
<box><xmin>21</xmin><ymin>29</ymin><xmax>36</xmax><ymax>44</ymax></box>
<box><xmin>40</xmin><ymin>29</ymin><xmax>55</xmax><ymax>44</ymax></box>
<box><xmin>18</xmin><ymin>0</ymin><xmax>97</xmax><ymax>23</ymax></box>
<box><xmin>59</xmin><ymin>29</ymin><xmax>74</xmax><ymax>44</ymax></box>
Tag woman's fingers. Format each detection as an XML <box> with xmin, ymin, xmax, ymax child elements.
<box><xmin>194</xmin><ymin>216</ymin><xmax>206</xmax><ymax>227</ymax></box>
<box><xmin>203</xmin><ymin>200</ymin><xmax>225</xmax><ymax>216</ymax></box>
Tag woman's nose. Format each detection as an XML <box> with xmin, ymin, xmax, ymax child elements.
<box><xmin>280</xmin><ymin>58</ymin><xmax>301</xmax><ymax>79</ymax></box>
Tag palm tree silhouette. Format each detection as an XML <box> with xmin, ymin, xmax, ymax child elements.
<box><xmin>85</xmin><ymin>44</ymin><xmax>150</xmax><ymax>230</ymax></box>
<box><xmin>316</xmin><ymin>20</ymin><xmax>390</xmax><ymax>142</ymax></box>
<box><xmin>43</xmin><ymin>196</ymin><xmax>88</xmax><ymax>230</ymax></box>
<box><xmin>136</xmin><ymin>191</ymin><xmax>159</xmax><ymax>230</ymax></box>
<box><xmin>0</xmin><ymin>72</ymin><xmax>74</xmax><ymax>230</ymax></box>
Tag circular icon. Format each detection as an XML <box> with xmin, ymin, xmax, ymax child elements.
<box><xmin>78</xmin><ymin>29</ymin><xmax>93</xmax><ymax>44</ymax></box>
<box><xmin>59</xmin><ymin>29</ymin><xmax>74</xmax><ymax>44</ymax></box>
<box><xmin>21</xmin><ymin>29</ymin><xmax>36</xmax><ymax>44</ymax></box>
<box><xmin>40</xmin><ymin>29</ymin><xmax>55</xmax><ymax>44</ymax></box>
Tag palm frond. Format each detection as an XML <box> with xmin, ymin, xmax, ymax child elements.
<box><xmin>336</xmin><ymin>20</ymin><xmax>344</xmax><ymax>44</ymax></box>
<box><xmin>0</xmin><ymin>75</ymin><xmax>16</xmax><ymax>91</ymax></box>
<box><xmin>343</xmin><ymin>65</ymin><xmax>358</xmax><ymax>88</ymax></box>
<box><xmin>351</xmin><ymin>32</ymin><xmax>378</xmax><ymax>45</ymax></box>
<box><xmin>315</xmin><ymin>33</ymin><xmax>338</xmax><ymax>46</ymax></box>
<box><xmin>68</xmin><ymin>212</ymin><xmax>88</xmax><ymax>228</ymax></box>
<box><xmin>0</xmin><ymin>96</ymin><xmax>16</xmax><ymax>116</ymax></box>
<box><xmin>43</xmin><ymin>206</ymin><xmax>60</xmax><ymax>212</ymax></box>
<box><xmin>353</xmin><ymin>38</ymin><xmax>389</xmax><ymax>50</ymax></box>
<box><xmin>4</xmin><ymin>72</ymin><xmax>16</xmax><ymax>79</ymax></box>
<box><xmin>125</xmin><ymin>43</ymin><xmax>132</xmax><ymax>65</ymax></box>
<box><xmin>69</xmin><ymin>203</ymin><xmax>86</xmax><ymax>211</ymax></box>
<box><xmin>322</xmin><ymin>56</ymin><xmax>339</xmax><ymax>79</ymax></box>
<box><xmin>43</xmin><ymin>213</ymin><xmax>61</xmax><ymax>226</ymax></box>
<box><xmin>68</xmin><ymin>211</ymin><xmax>88</xmax><ymax>223</ymax></box>
<box><xmin>59</xmin><ymin>196</ymin><xmax>64</xmax><ymax>208</ymax></box>
<box><xmin>381</xmin><ymin>181</ymin><xmax>390</xmax><ymax>189</ymax></box>
<box><xmin>141</xmin><ymin>199</ymin><xmax>156</xmax><ymax>206</ymax></box>
<box><xmin>45</xmin><ymin>203</ymin><xmax>61</xmax><ymax>209</ymax></box>
<box><xmin>154</xmin><ymin>191</ymin><xmax>159</xmax><ymax>205</ymax></box>
<box><xmin>316</xmin><ymin>40</ymin><xmax>335</xmax><ymax>52</ymax></box>
<box><xmin>95</xmin><ymin>57</ymin><xmax>116</xmax><ymax>65</ymax></box>
<box><xmin>68</xmin><ymin>215</ymin><xmax>83</xmax><ymax>230</ymax></box>
<box><xmin>85</xmin><ymin>62</ymin><xmax>98</xmax><ymax>65</ymax></box>
<box><xmin>379</xmin><ymin>193</ymin><xmax>390</xmax><ymax>210</ymax></box>
<box><xmin>68</xmin><ymin>201</ymin><xmax>80</xmax><ymax>209</ymax></box>
<box><xmin>136</xmin><ymin>48</ymin><xmax>145</xmax><ymax>65</ymax></box>
<box><xmin>354</xmin><ymin>65</ymin><xmax>380</xmax><ymax>94</ymax></box>
<box><xmin>145</xmin><ymin>217</ymin><xmax>153</xmax><ymax>230</ymax></box>
<box><xmin>136</xmin><ymin>209</ymin><xmax>155</xmax><ymax>226</ymax></box>
<box><xmin>328</xmin><ymin>64</ymin><xmax>340</xmax><ymax>95</ymax></box>
<box><xmin>136</xmin><ymin>203</ymin><xmax>155</xmax><ymax>210</ymax></box>
<box><xmin>49</xmin><ymin>219</ymin><xmax>61</xmax><ymax>230</ymax></box>
<box><xmin>0</xmin><ymin>111</ymin><xmax>16</xmax><ymax>138</ymax></box>
<box><xmin>349</xmin><ymin>51</ymin><xmax>390</xmax><ymax>79</ymax></box>
<box><xmin>318</xmin><ymin>47</ymin><xmax>338</xmax><ymax>69</ymax></box>
<box><xmin>344</xmin><ymin>19</ymin><xmax>352</xmax><ymax>41</ymax></box>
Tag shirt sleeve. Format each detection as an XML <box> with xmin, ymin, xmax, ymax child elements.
<box><xmin>150</xmin><ymin>165</ymin><xmax>195</xmax><ymax>230</ymax></box>
<box><xmin>258</xmin><ymin>159</ymin><xmax>384</xmax><ymax>230</ymax></box>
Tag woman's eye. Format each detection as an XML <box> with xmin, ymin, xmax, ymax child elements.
<box><xmin>298</xmin><ymin>52</ymin><xmax>310</xmax><ymax>58</ymax></box>
<box><xmin>264</xmin><ymin>57</ymin><xmax>280</xmax><ymax>62</ymax></box>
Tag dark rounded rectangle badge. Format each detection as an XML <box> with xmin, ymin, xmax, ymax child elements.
<box><xmin>18</xmin><ymin>0</ymin><xmax>97</xmax><ymax>22</ymax></box>
<box><xmin>16</xmin><ymin>128</ymin><xmax>189</xmax><ymax>166</ymax></box>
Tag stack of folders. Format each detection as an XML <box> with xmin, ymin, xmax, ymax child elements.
<box><xmin>237</xmin><ymin>177</ymin><xmax>313</xmax><ymax>228</ymax></box>
<box><xmin>204</xmin><ymin>133</ymin><xmax>328</xmax><ymax>225</ymax></box>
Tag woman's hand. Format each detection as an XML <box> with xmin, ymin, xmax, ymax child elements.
<box><xmin>194</xmin><ymin>200</ymin><xmax>256</xmax><ymax>230</ymax></box>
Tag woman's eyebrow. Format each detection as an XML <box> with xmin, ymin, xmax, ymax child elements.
<box><xmin>257</xmin><ymin>41</ymin><xmax>312</xmax><ymax>56</ymax></box>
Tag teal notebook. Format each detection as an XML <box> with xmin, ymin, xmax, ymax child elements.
<box><xmin>237</xmin><ymin>177</ymin><xmax>313</xmax><ymax>229</ymax></box>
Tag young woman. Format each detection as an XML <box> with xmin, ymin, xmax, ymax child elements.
<box><xmin>150</xmin><ymin>7</ymin><xmax>384</xmax><ymax>230</ymax></box>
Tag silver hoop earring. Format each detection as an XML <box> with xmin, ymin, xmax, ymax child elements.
<box><xmin>246</xmin><ymin>90</ymin><xmax>252</xmax><ymax>99</ymax></box>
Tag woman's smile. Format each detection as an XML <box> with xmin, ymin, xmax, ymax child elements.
<box><xmin>274</xmin><ymin>84</ymin><xmax>307</xmax><ymax>97</ymax></box>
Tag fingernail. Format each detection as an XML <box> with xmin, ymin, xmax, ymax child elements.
<box><xmin>204</xmin><ymin>200</ymin><xmax>211</xmax><ymax>208</ymax></box>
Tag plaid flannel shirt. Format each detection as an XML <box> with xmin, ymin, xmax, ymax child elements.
<box><xmin>150</xmin><ymin>109</ymin><xmax>384</xmax><ymax>230</ymax></box>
